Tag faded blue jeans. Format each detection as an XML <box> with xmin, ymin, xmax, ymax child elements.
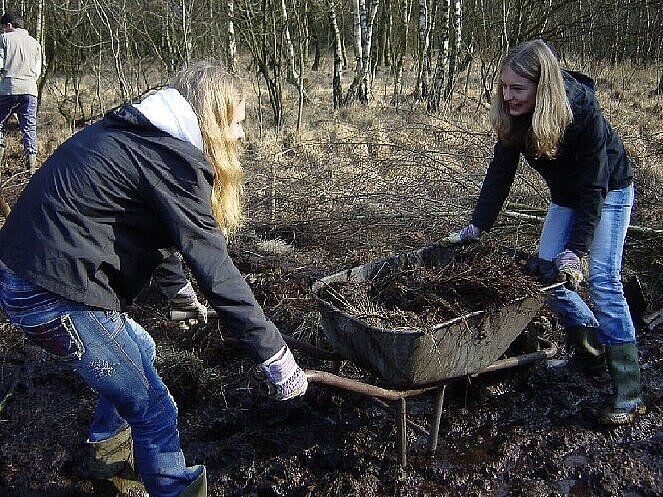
<box><xmin>0</xmin><ymin>94</ymin><xmax>38</xmax><ymax>154</ymax></box>
<box><xmin>538</xmin><ymin>185</ymin><xmax>635</xmax><ymax>345</ymax></box>
<box><xmin>0</xmin><ymin>264</ymin><xmax>201</xmax><ymax>497</ymax></box>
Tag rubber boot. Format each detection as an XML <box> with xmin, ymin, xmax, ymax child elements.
<box><xmin>565</xmin><ymin>326</ymin><xmax>605</xmax><ymax>375</ymax></box>
<box><xmin>85</xmin><ymin>426</ymin><xmax>146</xmax><ymax>495</ymax></box>
<box><xmin>597</xmin><ymin>343</ymin><xmax>646</xmax><ymax>426</ymax></box>
<box><xmin>28</xmin><ymin>153</ymin><xmax>37</xmax><ymax>175</ymax></box>
<box><xmin>180</xmin><ymin>465</ymin><xmax>207</xmax><ymax>497</ymax></box>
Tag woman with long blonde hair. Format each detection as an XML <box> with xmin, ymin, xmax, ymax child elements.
<box><xmin>452</xmin><ymin>39</ymin><xmax>644</xmax><ymax>426</ymax></box>
<box><xmin>0</xmin><ymin>60</ymin><xmax>307</xmax><ymax>497</ymax></box>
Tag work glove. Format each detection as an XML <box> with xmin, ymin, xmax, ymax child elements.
<box><xmin>169</xmin><ymin>284</ymin><xmax>208</xmax><ymax>329</ymax></box>
<box><xmin>553</xmin><ymin>249</ymin><xmax>584</xmax><ymax>291</ymax></box>
<box><xmin>447</xmin><ymin>224</ymin><xmax>481</xmax><ymax>244</ymax></box>
<box><xmin>525</xmin><ymin>256</ymin><xmax>559</xmax><ymax>284</ymax></box>
<box><xmin>261</xmin><ymin>345</ymin><xmax>308</xmax><ymax>401</ymax></box>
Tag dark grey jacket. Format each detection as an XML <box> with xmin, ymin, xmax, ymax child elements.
<box><xmin>0</xmin><ymin>105</ymin><xmax>284</xmax><ymax>362</ymax></box>
<box><xmin>471</xmin><ymin>70</ymin><xmax>633</xmax><ymax>256</ymax></box>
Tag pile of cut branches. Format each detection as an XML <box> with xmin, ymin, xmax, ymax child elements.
<box><xmin>319</xmin><ymin>243</ymin><xmax>542</xmax><ymax>330</ymax></box>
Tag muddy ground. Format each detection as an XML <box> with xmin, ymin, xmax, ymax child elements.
<box><xmin>1</xmin><ymin>235</ymin><xmax>662</xmax><ymax>497</ymax></box>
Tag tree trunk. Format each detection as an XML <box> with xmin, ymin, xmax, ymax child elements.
<box><xmin>280</xmin><ymin>0</ymin><xmax>298</xmax><ymax>82</ymax></box>
<box><xmin>227</xmin><ymin>0</ymin><xmax>237</xmax><ymax>72</ymax></box>
<box><xmin>428</xmin><ymin>0</ymin><xmax>449</xmax><ymax>112</ymax></box>
<box><xmin>327</xmin><ymin>0</ymin><xmax>344</xmax><ymax>109</ymax></box>
<box><xmin>392</xmin><ymin>0</ymin><xmax>411</xmax><ymax>107</ymax></box>
<box><xmin>444</xmin><ymin>0</ymin><xmax>461</xmax><ymax>100</ymax></box>
<box><xmin>414</xmin><ymin>0</ymin><xmax>434</xmax><ymax>99</ymax></box>
<box><xmin>344</xmin><ymin>0</ymin><xmax>380</xmax><ymax>104</ymax></box>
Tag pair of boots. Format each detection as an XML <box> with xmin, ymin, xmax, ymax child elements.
<box><xmin>566</xmin><ymin>326</ymin><xmax>646</xmax><ymax>425</ymax></box>
<box><xmin>0</xmin><ymin>145</ymin><xmax>37</xmax><ymax>177</ymax></box>
<box><xmin>85</xmin><ymin>426</ymin><xmax>207</xmax><ymax>496</ymax></box>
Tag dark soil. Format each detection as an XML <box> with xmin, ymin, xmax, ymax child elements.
<box><xmin>318</xmin><ymin>243</ymin><xmax>542</xmax><ymax>330</ymax></box>
<box><xmin>1</xmin><ymin>236</ymin><xmax>662</xmax><ymax>497</ymax></box>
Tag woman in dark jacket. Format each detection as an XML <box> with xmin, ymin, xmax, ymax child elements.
<box><xmin>453</xmin><ymin>39</ymin><xmax>644</xmax><ymax>426</ymax></box>
<box><xmin>0</xmin><ymin>61</ymin><xmax>307</xmax><ymax>496</ymax></box>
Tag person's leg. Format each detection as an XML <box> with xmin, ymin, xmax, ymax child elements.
<box><xmin>538</xmin><ymin>202</ymin><xmax>598</xmax><ymax>328</ymax></box>
<box><xmin>588</xmin><ymin>185</ymin><xmax>636</xmax><ymax>345</ymax></box>
<box><xmin>69</xmin><ymin>310</ymin><xmax>202</xmax><ymax>497</ymax></box>
<box><xmin>0</xmin><ymin>267</ymin><xmax>202</xmax><ymax>497</ymax></box>
<box><xmin>0</xmin><ymin>95</ymin><xmax>20</xmax><ymax>177</ymax></box>
<box><xmin>89</xmin><ymin>323</ymin><xmax>156</xmax><ymax>442</ymax></box>
<box><xmin>15</xmin><ymin>95</ymin><xmax>38</xmax><ymax>173</ymax></box>
<box><xmin>588</xmin><ymin>185</ymin><xmax>644</xmax><ymax>424</ymax></box>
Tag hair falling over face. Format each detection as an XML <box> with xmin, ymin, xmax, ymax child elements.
<box><xmin>169</xmin><ymin>61</ymin><xmax>246</xmax><ymax>235</ymax></box>
<box><xmin>489</xmin><ymin>39</ymin><xmax>573</xmax><ymax>158</ymax></box>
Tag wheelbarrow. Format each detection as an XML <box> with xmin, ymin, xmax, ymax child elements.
<box><xmin>171</xmin><ymin>243</ymin><xmax>563</xmax><ymax>467</ymax></box>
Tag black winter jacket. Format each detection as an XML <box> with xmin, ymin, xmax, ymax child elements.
<box><xmin>471</xmin><ymin>70</ymin><xmax>633</xmax><ymax>256</ymax></box>
<box><xmin>0</xmin><ymin>105</ymin><xmax>285</xmax><ymax>362</ymax></box>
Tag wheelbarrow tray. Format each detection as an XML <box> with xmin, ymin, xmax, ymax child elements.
<box><xmin>312</xmin><ymin>243</ymin><xmax>558</xmax><ymax>389</ymax></box>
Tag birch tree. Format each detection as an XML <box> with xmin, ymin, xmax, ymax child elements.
<box><xmin>327</xmin><ymin>0</ymin><xmax>344</xmax><ymax>108</ymax></box>
<box><xmin>227</xmin><ymin>0</ymin><xmax>237</xmax><ymax>72</ymax></box>
<box><xmin>344</xmin><ymin>0</ymin><xmax>380</xmax><ymax>104</ymax></box>
<box><xmin>427</xmin><ymin>0</ymin><xmax>449</xmax><ymax>111</ymax></box>
<box><xmin>391</xmin><ymin>0</ymin><xmax>412</xmax><ymax>106</ymax></box>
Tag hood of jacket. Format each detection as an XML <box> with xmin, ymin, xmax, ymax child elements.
<box><xmin>131</xmin><ymin>88</ymin><xmax>204</xmax><ymax>151</ymax></box>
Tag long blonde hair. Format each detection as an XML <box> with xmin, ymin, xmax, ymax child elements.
<box><xmin>489</xmin><ymin>39</ymin><xmax>573</xmax><ymax>158</ymax></box>
<box><xmin>170</xmin><ymin>61</ymin><xmax>245</xmax><ymax>234</ymax></box>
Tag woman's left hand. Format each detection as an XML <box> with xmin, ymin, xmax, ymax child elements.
<box><xmin>553</xmin><ymin>249</ymin><xmax>584</xmax><ymax>290</ymax></box>
<box><xmin>261</xmin><ymin>346</ymin><xmax>308</xmax><ymax>400</ymax></box>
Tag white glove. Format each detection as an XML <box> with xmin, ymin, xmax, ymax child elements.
<box><xmin>169</xmin><ymin>282</ymin><xmax>208</xmax><ymax>329</ymax></box>
<box><xmin>448</xmin><ymin>223</ymin><xmax>481</xmax><ymax>243</ymax></box>
<box><xmin>261</xmin><ymin>346</ymin><xmax>308</xmax><ymax>401</ymax></box>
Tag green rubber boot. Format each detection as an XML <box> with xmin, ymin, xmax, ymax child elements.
<box><xmin>180</xmin><ymin>465</ymin><xmax>207</xmax><ymax>497</ymax></box>
<box><xmin>597</xmin><ymin>343</ymin><xmax>646</xmax><ymax>426</ymax></box>
<box><xmin>85</xmin><ymin>426</ymin><xmax>146</xmax><ymax>495</ymax></box>
<box><xmin>565</xmin><ymin>326</ymin><xmax>605</xmax><ymax>375</ymax></box>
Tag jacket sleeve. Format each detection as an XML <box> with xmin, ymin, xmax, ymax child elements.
<box><xmin>564</xmin><ymin>100</ymin><xmax>610</xmax><ymax>256</ymax></box>
<box><xmin>142</xmin><ymin>152</ymin><xmax>286</xmax><ymax>363</ymax></box>
<box><xmin>470</xmin><ymin>140</ymin><xmax>520</xmax><ymax>232</ymax></box>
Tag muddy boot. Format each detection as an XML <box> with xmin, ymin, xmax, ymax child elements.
<box><xmin>27</xmin><ymin>153</ymin><xmax>37</xmax><ymax>175</ymax></box>
<box><xmin>85</xmin><ymin>426</ymin><xmax>146</xmax><ymax>495</ymax></box>
<box><xmin>596</xmin><ymin>343</ymin><xmax>646</xmax><ymax>426</ymax></box>
<box><xmin>180</xmin><ymin>465</ymin><xmax>207</xmax><ymax>497</ymax></box>
<box><xmin>565</xmin><ymin>326</ymin><xmax>605</xmax><ymax>375</ymax></box>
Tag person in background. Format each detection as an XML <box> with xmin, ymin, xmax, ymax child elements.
<box><xmin>451</xmin><ymin>39</ymin><xmax>644</xmax><ymax>426</ymax></box>
<box><xmin>0</xmin><ymin>60</ymin><xmax>307</xmax><ymax>497</ymax></box>
<box><xmin>0</xmin><ymin>10</ymin><xmax>41</xmax><ymax>176</ymax></box>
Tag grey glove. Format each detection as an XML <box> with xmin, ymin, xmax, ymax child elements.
<box><xmin>169</xmin><ymin>283</ymin><xmax>208</xmax><ymax>329</ymax></box>
<box><xmin>553</xmin><ymin>249</ymin><xmax>584</xmax><ymax>290</ymax></box>
<box><xmin>448</xmin><ymin>224</ymin><xmax>481</xmax><ymax>244</ymax></box>
<box><xmin>261</xmin><ymin>345</ymin><xmax>308</xmax><ymax>401</ymax></box>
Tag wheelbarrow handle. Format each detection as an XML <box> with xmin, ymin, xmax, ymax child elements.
<box><xmin>170</xmin><ymin>309</ymin><xmax>219</xmax><ymax>321</ymax></box>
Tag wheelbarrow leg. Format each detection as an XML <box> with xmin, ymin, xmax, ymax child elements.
<box><xmin>428</xmin><ymin>385</ymin><xmax>446</xmax><ymax>455</ymax></box>
<box><xmin>397</xmin><ymin>397</ymin><xmax>407</xmax><ymax>468</ymax></box>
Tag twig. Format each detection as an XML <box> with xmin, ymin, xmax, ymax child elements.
<box><xmin>503</xmin><ymin>210</ymin><xmax>663</xmax><ymax>236</ymax></box>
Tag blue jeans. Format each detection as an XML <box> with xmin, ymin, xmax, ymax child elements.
<box><xmin>0</xmin><ymin>94</ymin><xmax>38</xmax><ymax>154</ymax></box>
<box><xmin>0</xmin><ymin>264</ymin><xmax>201</xmax><ymax>497</ymax></box>
<box><xmin>538</xmin><ymin>185</ymin><xmax>635</xmax><ymax>345</ymax></box>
